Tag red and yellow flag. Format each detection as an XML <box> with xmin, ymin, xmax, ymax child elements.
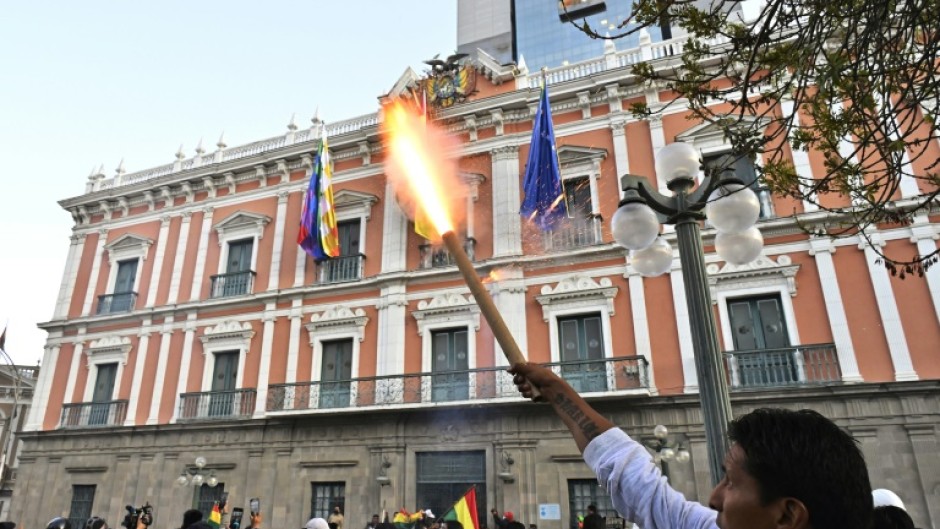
<box><xmin>442</xmin><ymin>487</ymin><xmax>479</xmax><ymax>529</ymax></box>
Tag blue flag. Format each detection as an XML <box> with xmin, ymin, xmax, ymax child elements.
<box><xmin>297</xmin><ymin>135</ymin><xmax>340</xmax><ymax>260</ymax></box>
<box><xmin>520</xmin><ymin>83</ymin><xmax>566</xmax><ymax>230</ymax></box>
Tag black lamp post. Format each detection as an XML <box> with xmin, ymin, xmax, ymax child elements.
<box><xmin>610</xmin><ymin>142</ymin><xmax>764</xmax><ymax>485</ymax></box>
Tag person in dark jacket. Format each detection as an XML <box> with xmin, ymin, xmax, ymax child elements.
<box><xmin>582</xmin><ymin>505</ymin><xmax>604</xmax><ymax>529</ymax></box>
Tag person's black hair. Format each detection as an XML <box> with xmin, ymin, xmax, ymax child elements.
<box><xmin>47</xmin><ymin>517</ymin><xmax>72</xmax><ymax>529</ymax></box>
<box><xmin>0</xmin><ymin>521</ymin><xmax>17</xmax><ymax>529</ymax></box>
<box><xmin>728</xmin><ymin>408</ymin><xmax>872</xmax><ymax>529</ymax></box>
<box><xmin>873</xmin><ymin>506</ymin><xmax>915</xmax><ymax>529</ymax></box>
<box><xmin>586</xmin><ymin>505</ymin><xmax>597</xmax><ymax>513</ymax></box>
<box><xmin>85</xmin><ymin>517</ymin><xmax>107</xmax><ymax>529</ymax></box>
<box><xmin>182</xmin><ymin>509</ymin><xmax>203</xmax><ymax>529</ymax></box>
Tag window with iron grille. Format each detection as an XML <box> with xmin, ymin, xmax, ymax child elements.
<box><xmin>415</xmin><ymin>451</ymin><xmax>486</xmax><ymax>528</ymax></box>
<box><xmin>69</xmin><ymin>485</ymin><xmax>96</xmax><ymax>529</ymax></box>
<box><xmin>567</xmin><ymin>479</ymin><xmax>617</xmax><ymax>529</ymax></box>
<box><xmin>311</xmin><ymin>482</ymin><xmax>345</xmax><ymax>520</ymax></box>
<box><xmin>193</xmin><ymin>483</ymin><xmax>225</xmax><ymax>520</ymax></box>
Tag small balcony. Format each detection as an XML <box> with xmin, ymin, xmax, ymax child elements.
<box><xmin>177</xmin><ymin>389</ymin><xmax>256</xmax><ymax>421</ymax></box>
<box><xmin>96</xmin><ymin>291</ymin><xmax>137</xmax><ymax>315</ymax></box>
<box><xmin>267</xmin><ymin>356</ymin><xmax>649</xmax><ymax>412</ymax></box>
<box><xmin>317</xmin><ymin>254</ymin><xmax>364</xmax><ymax>283</ymax></box>
<box><xmin>59</xmin><ymin>400</ymin><xmax>128</xmax><ymax>429</ymax></box>
<box><xmin>210</xmin><ymin>270</ymin><xmax>256</xmax><ymax>298</ymax></box>
<box><xmin>724</xmin><ymin>343</ymin><xmax>841</xmax><ymax>389</ymax></box>
<box><xmin>543</xmin><ymin>217</ymin><xmax>602</xmax><ymax>251</ymax></box>
<box><xmin>419</xmin><ymin>238</ymin><xmax>476</xmax><ymax>269</ymax></box>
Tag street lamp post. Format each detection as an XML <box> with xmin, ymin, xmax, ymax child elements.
<box><xmin>610</xmin><ymin>142</ymin><xmax>763</xmax><ymax>485</ymax></box>
<box><xmin>649</xmin><ymin>424</ymin><xmax>691</xmax><ymax>482</ymax></box>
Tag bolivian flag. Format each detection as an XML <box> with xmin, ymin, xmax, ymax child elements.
<box><xmin>207</xmin><ymin>503</ymin><xmax>222</xmax><ymax>529</ymax></box>
<box><xmin>442</xmin><ymin>487</ymin><xmax>479</xmax><ymax>529</ymax></box>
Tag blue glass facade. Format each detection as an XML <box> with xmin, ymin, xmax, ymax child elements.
<box><xmin>513</xmin><ymin>0</ymin><xmax>666</xmax><ymax>70</ymax></box>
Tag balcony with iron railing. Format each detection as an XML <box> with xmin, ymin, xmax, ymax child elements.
<box><xmin>59</xmin><ymin>400</ymin><xmax>128</xmax><ymax>429</ymax></box>
<box><xmin>419</xmin><ymin>238</ymin><xmax>476</xmax><ymax>269</ymax></box>
<box><xmin>543</xmin><ymin>216</ymin><xmax>603</xmax><ymax>252</ymax></box>
<box><xmin>317</xmin><ymin>254</ymin><xmax>364</xmax><ymax>283</ymax></box>
<box><xmin>210</xmin><ymin>270</ymin><xmax>256</xmax><ymax>298</ymax></box>
<box><xmin>724</xmin><ymin>343</ymin><xmax>841</xmax><ymax>389</ymax></box>
<box><xmin>96</xmin><ymin>292</ymin><xmax>137</xmax><ymax>315</ymax></box>
<box><xmin>177</xmin><ymin>389</ymin><xmax>256</xmax><ymax>421</ymax></box>
<box><xmin>267</xmin><ymin>356</ymin><xmax>649</xmax><ymax>413</ymax></box>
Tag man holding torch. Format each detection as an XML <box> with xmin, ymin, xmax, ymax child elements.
<box><xmin>509</xmin><ymin>363</ymin><xmax>873</xmax><ymax>529</ymax></box>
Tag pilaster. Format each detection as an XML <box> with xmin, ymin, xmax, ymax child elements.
<box><xmin>81</xmin><ymin>229</ymin><xmax>108</xmax><ymax>316</ymax></box>
<box><xmin>167</xmin><ymin>211</ymin><xmax>193</xmax><ymax>304</ymax></box>
<box><xmin>376</xmin><ymin>282</ymin><xmax>408</xmax><ymax>375</ymax></box>
<box><xmin>53</xmin><ymin>233</ymin><xmax>86</xmax><ymax>319</ymax></box>
<box><xmin>808</xmin><ymin>237</ymin><xmax>862</xmax><ymax>381</ymax></box>
<box><xmin>380</xmin><ymin>181</ymin><xmax>409</xmax><ymax>273</ymax></box>
<box><xmin>124</xmin><ymin>320</ymin><xmax>153</xmax><ymax>426</ymax></box>
<box><xmin>145</xmin><ymin>216</ymin><xmax>173</xmax><ymax>306</ymax></box>
<box><xmin>171</xmin><ymin>314</ymin><xmax>198</xmax><ymax>423</ymax></box>
<box><xmin>147</xmin><ymin>319</ymin><xmax>175</xmax><ymax>425</ymax></box>
<box><xmin>286</xmin><ymin>301</ymin><xmax>304</xmax><ymax>383</ymax></box>
<box><xmin>780</xmin><ymin>99</ymin><xmax>818</xmax><ymax>212</ymax></box>
<box><xmin>493</xmin><ymin>267</ymin><xmax>528</xmax><ymax>367</ymax></box>
<box><xmin>910</xmin><ymin>219</ymin><xmax>940</xmax><ymax>325</ymax></box>
<box><xmin>24</xmin><ymin>345</ymin><xmax>59</xmax><ymax>431</ymax></box>
<box><xmin>254</xmin><ymin>305</ymin><xmax>277</xmax><ymax>416</ymax></box>
<box><xmin>669</xmin><ymin>263</ymin><xmax>698</xmax><ymax>392</ymax></box>
<box><xmin>268</xmin><ymin>191</ymin><xmax>291</xmax><ymax>290</ymax></box>
<box><xmin>491</xmin><ymin>146</ymin><xmax>523</xmax><ymax>257</ymax></box>
<box><xmin>610</xmin><ymin>119</ymin><xmax>630</xmax><ymax>190</ymax></box>
<box><xmin>189</xmin><ymin>207</ymin><xmax>215</xmax><ymax>301</ymax></box>
<box><xmin>627</xmin><ymin>266</ymin><xmax>656</xmax><ymax>392</ymax></box>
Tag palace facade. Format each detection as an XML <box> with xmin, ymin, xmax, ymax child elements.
<box><xmin>14</xmin><ymin>30</ymin><xmax>940</xmax><ymax>529</ymax></box>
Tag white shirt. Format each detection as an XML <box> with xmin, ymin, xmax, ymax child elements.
<box><xmin>583</xmin><ymin>428</ymin><xmax>718</xmax><ymax>529</ymax></box>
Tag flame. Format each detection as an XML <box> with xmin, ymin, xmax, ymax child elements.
<box><xmin>382</xmin><ymin>100</ymin><xmax>464</xmax><ymax>239</ymax></box>
<box><xmin>488</xmin><ymin>269</ymin><xmax>503</xmax><ymax>282</ymax></box>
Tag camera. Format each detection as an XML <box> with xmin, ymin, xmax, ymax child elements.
<box><xmin>122</xmin><ymin>504</ymin><xmax>153</xmax><ymax>529</ymax></box>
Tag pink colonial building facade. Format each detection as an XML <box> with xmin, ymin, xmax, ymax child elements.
<box><xmin>14</xmin><ymin>41</ymin><xmax>940</xmax><ymax>529</ymax></box>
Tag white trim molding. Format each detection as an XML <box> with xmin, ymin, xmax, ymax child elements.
<box><xmin>212</xmin><ymin>210</ymin><xmax>272</xmax><ymax>275</ymax></box>
<box><xmin>413</xmin><ymin>293</ymin><xmax>481</xmax><ymax>402</ymax></box>
<box><xmin>199</xmin><ymin>320</ymin><xmax>255</xmax><ymax>391</ymax></box>
<box><xmin>82</xmin><ymin>336</ymin><xmax>132</xmax><ymax>402</ymax></box>
<box><xmin>535</xmin><ymin>275</ymin><xmax>618</xmax><ymax>363</ymax></box>
<box><xmin>103</xmin><ymin>234</ymin><xmax>153</xmax><ymax>296</ymax></box>
<box><xmin>304</xmin><ymin>306</ymin><xmax>370</xmax><ymax>409</ymax></box>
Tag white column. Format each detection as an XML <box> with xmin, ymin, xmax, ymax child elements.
<box><xmin>254</xmin><ymin>305</ymin><xmax>277</xmax><ymax>416</ymax></box>
<box><xmin>171</xmin><ymin>314</ymin><xmax>198</xmax><ymax>423</ymax></box>
<box><xmin>24</xmin><ymin>345</ymin><xmax>59</xmax><ymax>431</ymax></box>
<box><xmin>144</xmin><ymin>216</ymin><xmax>172</xmax><ymax>307</ymax></box>
<box><xmin>780</xmin><ymin>99</ymin><xmax>818</xmax><ymax>212</ymax></box>
<box><xmin>669</xmin><ymin>263</ymin><xmax>698</xmax><ymax>392</ymax></box>
<box><xmin>81</xmin><ymin>229</ymin><xmax>108</xmax><ymax>316</ymax></box>
<box><xmin>376</xmin><ymin>282</ymin><xmax>408</xmax><ymax>375</ymax></box>
<box><xmin>123</xmin><ymin>321</ymin><xmax>152</xmax><ymax>426</ymax></box>
<box><xmin>911</xmin><ymin>220</ymin><xmax>940</xmax><ymax>325</ymax></box>
<box><xmin>876</xmin><ymin>94</ymin><xmax>920</xmax><ymax>198</ymax></box>
<box><xmin>919</xmin><ymin>100</ymin><xmax>940</xmax><ymax>150</ymax></box>
<box><xmin>53</xmin><ymin>234</ymin><xmax>86</xmax><ymax>319</ymax></box>
<box><xmin>381</xmin><ymin>182</ymin><xmax>410</xmax><ymax>273</ymax></box>
<box><xmin>647</xmin><ymin>115</ymin><xmax>668</xmax><ymax>191</ymax></box>
<box><xmin>627</xmin><ymin>267</ymin><xmax>656</xmax><ymax>391</ymax></box>
<box><xmin>62</xmin><ymin>340</ymin><xmax>85</xmax><ymax>404</ymax></box>
<box><xmin>189</xmin><ymin>207</ymin><xmax>214</xmax><ymax>301</ymax></box>
<box><xmin>294</xmin><ymin>245</ymin><xmax>307</xmax><ymax>287</ymax></box>
<box><xmin>167</xmin><ymin>212</ymin><xmax>193</xmax><ymax>304</ymax></box>
<box><xmin>611</xmin><ymin>120</ymin><xmax>630</xmax><ymax>184</ymax></box>
<box><xmin>860</xmin><ymin>233</ymin><xmax>917</xmax><ymax>380</ymax></box>
<box><xmin>267</xmin><ymin>191</ymin><xmax>290</xmax><ymax>291</ymax></box>
<box><xmin>147</xmin><ymin>320</ymin><xmax>174</xmax><ymax>425</ymax></box>
<box><xmin>493</xmin><ymin>267</ymin><xmax>528</xmax><ymax>366</ymax></box>
<box><xmin>808</xmin><ymin>238</ymin><xmax>862</xmax><ymax>381</ymax></box>
<box><xmin>285</xmin><ymin>302</ymin><xmax>303</xmax><ymax>383</ymax></box>
<box><xmin>491</xmin><ymin>146</ymin><xmax>523</xmax><ymax>257</ymax></box>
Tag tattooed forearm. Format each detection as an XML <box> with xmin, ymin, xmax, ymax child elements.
<box><xmin>554</xmin><ymin>392</ymin><xmax>601</xmax><ymax>441</ymax></box>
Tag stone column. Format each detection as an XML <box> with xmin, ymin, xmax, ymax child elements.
<box><xmin>25</xmin><ymin>344</ymin><xmax>59</xmax><ymax>431</ymax></box>
<box><xmin>124</xmin><ymin>320</ymin><xmax>153</xmax><ymax>426</ymax></box>
<box><xmin>189</xmin><ymin>207</ymin><xmax>215</xmax><ymax>301</ymax></box>
<box><xmin>669</xmin><ymin>263</ymin><xmax>698</xmax><ymax>392</ymax></box>
<box><xmin>81</xmin><ymin>229</ymin><xmax>108</xmax><ymax>316</ymax></box>
<box><xmin>62</xmin><ymin>338</ymin><xmax>85</xmax><ymax>404</ymax></box>
<box><xmin>859</xmin><ymin>232</ymin><xmax>917</xmax><ymax>380</ymax></box>
<box><xmin>808</xmin><ymin>237</ymin><xmax>862</xmax><ymax>381</ymax></box>
<box><xmin>286</xmin><ymin>302</ymin><xmax>304</xmax><ymax>383</ymax></box>
<box><xmin>376</xmin><ymin>283</ymin><xmax>408</xmax><ymax>403</ymax></box>
<box><xmin>148</xmin><ymin>320</ymin><xmax>175</xmax><ymax>425</ymax></box>
<box><xmin>493</xmin><ymin>268</ymin><xmax>528</xmax><ymax>368</ymax></box>
<box><xmin>167</xmin><ymin>212</ymin><xmax>193</xmax><ymax>304</ymax></box>
<box><xmin>779</xmin><ymin>99</ymin><xmax>819</xmax><ymax>212</ymax></box>
<box><xmin>254</xmin><ymin>305</ymin><xmax>277</xmax><ymax>416</ymax></box>
<box><xmin>627</xmin><ymin>267</ymin><xmax>656</xmax><ymax>391</ymax></box>
<box><xmin>491</xmin><ymin>146</ymin><xmax>523</xmax><ymax>257</ymax></box>
<box><xmin>610</xmin><ymin>118</ymin><xmax>630</xmax><ymax>182</ymax></box>
<box><xmin>53</xmin><ymin>233</ymin><xmax>86</xmax><ymax>319</ymax></box>
<box><xmin>145</xmin><ymin>216</ymin><xmax>172</xmax><ymax>306</ymax></box>
<box><xmin>381</xmin><ymin>181</ymin><xmax>409</xmax><ymax>273</ymax></box>
<box><xmin>268</xmin><ymin>191</ymin><xmax>291</xmax><ymax>290</ymax></box>
<box><xmin>171</xmin><ymin>314</ymin><xmax>198</xmax><ymax>423</ymax></box>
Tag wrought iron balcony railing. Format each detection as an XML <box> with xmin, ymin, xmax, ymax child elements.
<box><xmin>267</xmin><ymin>356</ymin><xmax>649</xmax><ymax>413</ymax></box>
<box><xmin>59</xmin><ymin>400</ymin><xmax>128</xmax><ymax>429</ymax></box>
<box><xmin>724</xmin><ymin>343</ymin><xmax>841</xmax><ymax>389</ymax></box>
<box><xmin>177</xmin><ymin>389</ymin><xmax>256</xmax><ymax>421</ymax></box>
<box><xmin>543</xmin><ymin>217</ymin><xmax>603</xmax><ymax>251</ymax></box>
<box><xmin>210</xmin><ymin>270</ymin><xmax>256</xmax><ymax>298</ymax></box>
<box><xmin>96</xmin><ymin>291</ymin><xmax>137</xmax><ymax>315</ymax></box>
<box><xmin>419</xmin><ymin>238</ymin><xmax>476</xmax><ymax>269</ymax></box>
<box><xmin>317</xmin><ymin>254</ymin><xmax>364</xmax><ymax>283</ymax></box>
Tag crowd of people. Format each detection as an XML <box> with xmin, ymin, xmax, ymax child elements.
<box><xmin>0</xmin><ymin>362</ymin><xmax>926</xmax><ymax>529</ymax></box>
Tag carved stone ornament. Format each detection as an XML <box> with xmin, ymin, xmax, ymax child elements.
<box><xmin>200</xmin><ymin>320</ymin><xmax>255</xmax><ymax>349</ymax></box>
<box><xmin>536</xmin><ymin>275</ymin><xmax>618</xmax><ymax>322</ymax></box>
<box><xmin>413</xmin><ymin>293</ymin><xmax>481</xmax><ymax>335</ymax></box>
<box><xmin>212</xmin><ymin>211</ymin><xmax>271</xmax><ymax>246</ymax></box>
<box><xmin>306</xmin><ymin>306</ymin><xmax>369</xmax><ymax>342</ymax></box>
<box><xmin>706</xmin><ymin>254</ymin><xmax>800</xmax><ymax>299</ymax></box>
<box><xmin>86</xmin><ymin>336</ymin><xmax>132</xmax><ymax>368</ymax></box>
<box><xmin>104</xmin><ymin>234</ymin><xmax>154</xmax><ymax>265</ymax></box>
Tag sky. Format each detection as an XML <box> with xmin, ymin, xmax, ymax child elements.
<box><xmin>0</xmin><ymin>1</ymin><xmax>457</xmax><ymax>366</ymax></box>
